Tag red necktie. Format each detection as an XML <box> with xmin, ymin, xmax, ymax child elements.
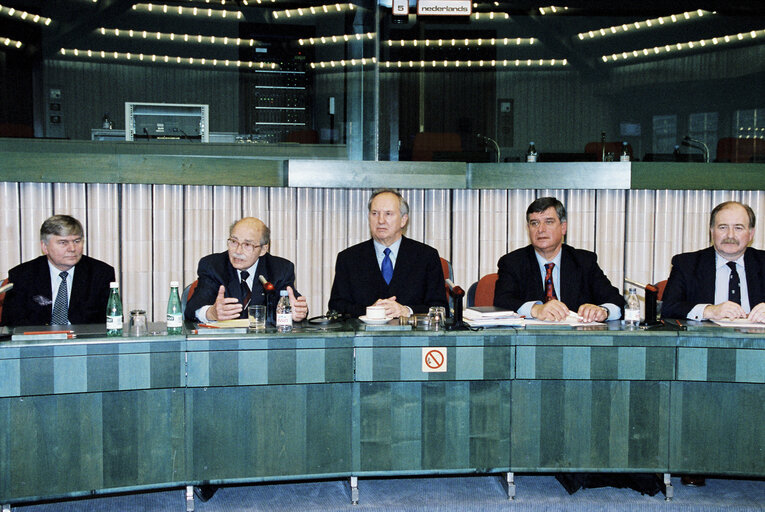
<box><xmin>544</xmin><ymin>262</ymin><xmax>557</xmax><ymax>302</ymax></box>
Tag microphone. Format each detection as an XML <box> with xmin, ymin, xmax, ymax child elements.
<box><xmin>477</xmin><ymin>134</ymin><xmax>501</xmax><ymax>162</ymax></box>
<box><xmin>445</xmin><ymin>278</ymin><xmax>465</xmax><ymax>297</ymax></box>
<box><xmin>143</xmin><ymin>127</ymin><xmax>151</xmax><ymax>140</ymax></box>
<box><xmin>444</xmin><ymin>279</ymin><xmax>466</xmax><ymax>330</ymax></box>
<box><xmin>681</xmin><ymin>135</ymin><xmax>710</xmax><ymax>163</ymax></box>
<box><xmin>258</xmin><ymin>275</ymin><xmax>275</xmax><ymax>292</ymax></box>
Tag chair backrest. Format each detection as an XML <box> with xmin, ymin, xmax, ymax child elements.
<box><xmin>440</xmin><ymin>257</ymin><xmax>454</xmax><ymax>313</ymax></box>
<box><xmin>0</xmin><ymin>278</ymin><xmax>8</xmax><ymax>323</ymax></box>
<box><xmin>716</xmin><ymin>137</ymin><xmax>765</xmax><ymax>163</ymax></box>
<box><xmin>181</xmin><ymin>280</ymin><xmax>199</xmax><ymax>315</ymax></box>
<box><xmin>467</xmin><ymin>273</ymin><xmax>498</xmax><ymax>307</ymax></box>
<box><xmin>654</xmin><ymin>279</ymin><xmax>668</xmax><ymax>302</ymax></box>
<box><xmin>412</xmin><ymin>132</ymin><xmax>462</xmax><ymax>161</ymax></box>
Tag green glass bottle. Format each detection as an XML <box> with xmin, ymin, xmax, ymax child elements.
<box><xmin>167</xmin><ymin>281</ymin><xmax>183</xmax><ymax>335</ymax></box>
<box><xmin>106</xmin><ymin>282</ymin><xmax>123</xmax><ymax>336</ymax></box>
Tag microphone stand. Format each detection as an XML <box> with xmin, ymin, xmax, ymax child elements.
<box><xmin>445</xmin><ymin>279</ymin><xmax>466</xmax><ymax>330</ymax></box>
<box><xmin>681</xmin><ymin>136</ymin><xmax>710</xmax><ymax>163</ymax></box>
<box><xmin>477</xmin><ymin>134</ymin><xmax>501</xmax><ymax>163</ymax></box>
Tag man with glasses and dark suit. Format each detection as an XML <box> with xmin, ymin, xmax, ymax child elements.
<box><xmin>185</xmin><ymin>217</ymin><xmax>308</xmax><ymax>324</ymax></box>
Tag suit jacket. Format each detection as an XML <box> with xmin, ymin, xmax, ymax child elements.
<box><xmin>185</xmin><ymin>251</ymin><xmax>300</xmax><ymax>323</ymax></box>
<box><xmin>493</xmin><ymin>244</ymin><xmax>625</xmax><ymax>313</ymax></box>
<box><xmin>1</xmin><ymin>255</ymin><xmax>115</xmax><ymax>327</ymax></box>
<box><xmin>328</xmin><ymin>236</ymin><xmax>448</xmax><ymax>318</ymax></box>
<box><xmin>661</xmin><ymin>246</ymin><xmax>765</xmax><ymax>319</ymax></box>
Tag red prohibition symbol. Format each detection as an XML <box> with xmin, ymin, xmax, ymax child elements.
<box><xmin>425</xmin><ymin>349</ymin><xmax>445</xmax><ymax>369</ymax></box>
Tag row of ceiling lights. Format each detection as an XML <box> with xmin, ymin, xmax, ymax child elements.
<box><xmin>578</xmin><ymin>10</ymin><xmax>712</xmax><ymax>41</ymax></box>
<box><xmin>602</xmin><ymin>29</ymin><xmax>764</xmax><ymax>62</ymax></box>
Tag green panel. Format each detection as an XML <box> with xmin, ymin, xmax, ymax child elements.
<box><xmin>0</xmin><ymin>398</ymin><xmax>9</xmax><ymax>497</ymax></box>
<box><xmin>631</xmin><ymin>162</ymin><xmax>765</xmax><ymax>190</ymax></box>
<box><xmin>187</xmin><ymin>383</ymin><xmax>351</xmax><ymax>481</ymax></box>
<box><xmin>267</xmin><ymin>348</ymin><xmax>297</xmax><ymax>384</ymax></box>
<box><xmin>151</xmin><ymin>351</ymin><xmax>184</xmax><ymax>388</ymax></box>
<box><xmin>102</xmin><ymin>390</ymin><xmax>185</xmax><ymax>488</ymax></box>
<box><xmin>9</xmin><ymin>394</ymin><xmax>105</xmax><ymax>499</ymax></box>
<box><xmin>511</xmin><ymin>380</ymin><xmax>669</xmax><ymax>471</ymax></box>
<box><xmin>358</xmin><ymin>382</ymin><xmax>394</xmax><ymax>471</ymax></box>
<box><xmin>469</xmin><ymin>162</ymin><xmax>631</xmax><ymax>189</ymax></box>
<box><xmin>670</xmin><ymin>381</ymin><xmax>765</xmax><ymax>475</ymax></box>
<box><xmin>87</xmin><ymin>354</ymin><xmax>120</xmax><ymax>391</ymax></box>
<box><xmin>19</xmin><ymin>352</ymin><xmax>54</xmax><ymax>396</ymax></box>
<box><xmin>706</xmin><ymin>348</ymin><xmax>737</xmax><ymax>382</ymax></box>
<box><xmin>469</xmin><ymin>380</ymin><xmax>511</xmax><ymax>471</ymax></box>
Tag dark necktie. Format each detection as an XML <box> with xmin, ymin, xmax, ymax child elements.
<box><xmin>727</xmin><ymin>261</ymin><xmax>741</xmax><ymax>305</ymax></box>
<box><xmin>544</xmin><ymin>262</ymin><xmax>557</xmax><ymax>302</ymax></box>
<box><xmin>381</xmin><ymin>248</ymin><xmax>393</xmax><ymax>284</ymax></box>
<box><xmin>240</xmin><ymin>270</ymin><xmax>252</xmax><ymax>308</ymax></box>
<box><xmin>51</xmin><ymin>271</ymin><xmax>69</xmax><ymax>325</ymax></box>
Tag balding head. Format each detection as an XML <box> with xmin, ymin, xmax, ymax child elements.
<box><xmin>227</xmin><ymin>217</ymin><xmax>270</xmax><ymax>269</ymax></box>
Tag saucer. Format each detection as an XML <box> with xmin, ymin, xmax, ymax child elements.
<box><xmin>359</xmin><ymin>315</ymin><xmax>392</xmax><ymax>325</ymax></box>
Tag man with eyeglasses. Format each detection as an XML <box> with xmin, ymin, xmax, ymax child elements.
<box><xmin>493</xmin><ymin>196</ymin><xmax>624</xmax><ymax>322</ymax></box>
<box><xmin>662</xmin><ymin>201</ymin><xmax>765</xmax><ymax>323</ymax></box>
<box><xmin>1</xmin><ymin>214</ymin><xmax>115</xmax><ymax>327</ymax></box>
<box><xmin>185</xmin><ymin>217</ymin><xmax>308</xmax><ymax>324</ymax></box>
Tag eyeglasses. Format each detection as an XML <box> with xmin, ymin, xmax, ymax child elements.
<box><xmin>227</xmin><ymin>237</ymin><xmax>262</xmax><ymax>253</ymax></box>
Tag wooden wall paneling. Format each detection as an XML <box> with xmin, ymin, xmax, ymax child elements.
<box><xmin>594</xmin><ymin>190</ymin><xmax>626</xmax><ymax>294</ymax></box>
<box><xmin>152</xmin><ymin>185</ymin><xmax>184</xmax><ymax>321</ymax></box>
<box><xmin>121</xmin><ymin>184</ymin><xmax>153</xmax><ymax>319</ymax></box>
<box><xmin>481</xmin><ymin>190</ymin><xmax>509</xmax><ymax>278</ymax></box>
<box><xmin>451</xmin><ymin>189</ymin><xmax>480</xmax><ymax>292</ymax></box>
<box><xmin>0</xmin><ymin>183</ymin><xmax>21</xmax><ymax>274</ymax></box>
<box><xmin>86</xmin><ymin>184</ymin><xmax>121</xmax><ymax>280</ymax></box>
<box><xmin>183</xmin><ymin>186</ymin><xmax>214</xmax><ymax>291</ymax></box>
<box><xmin>20</xmin><ymin>183</ymin><xmax>52</xmax><ymax>262</ymax></box>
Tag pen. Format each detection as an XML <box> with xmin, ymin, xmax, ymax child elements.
<box><xmin>23</xmin><ymin>330</ymin><xmax>75</xmax><ymax>335</ymax></box>
<box><xmin>197</xmin><ymin>324</ymin><xmax>220</xmax><ymax>328</ymax></box>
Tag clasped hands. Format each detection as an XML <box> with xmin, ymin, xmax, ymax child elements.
<box><xmin>206</xmin><ymin>285</ymin><xmax>308</xmax><ymax>322</ymax></box>
<box><xmin>530</xmin><ymin>299</ymin><xmax>607</xmax><ymax>323</ymax></box>
<box><xmin>371</xmin><ymin>296</ymin><xmax>409</xmax><ymax>319</ymax></box>
<box><xmin>703</xmin><ymin>301</ymin><xmax>765</xmax><ymax>323</ymax></box>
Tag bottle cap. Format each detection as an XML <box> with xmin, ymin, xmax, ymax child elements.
<box><xmin>170</xmin><ymin>281</ymin><xmax>179</xmax><ymax>287</ymax></box>
<box><xmin>529</xmin><ymin>141</ymin><xmax>535</xmax><ymax>145</ymax></box>
<box><xmin>110</xmin><ymin>281</ymin><xmax>119</xmax><ymax>288</ymax></box>
<box><xmin>280</xmin><ymin>289</ymin><xmax>288</xmax><ymax>296</ymax></box>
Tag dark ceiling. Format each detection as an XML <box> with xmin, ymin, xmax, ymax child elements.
<box><xmin>1</xmin><ymin>0</ymin><xmax>764</xmax><ymax>73</ymax></box>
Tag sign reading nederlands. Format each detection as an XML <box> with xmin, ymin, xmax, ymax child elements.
<box><xmin>417</xmin><ymin>0</ymin><xmax>472</xmax><ymax>16</ymax></box>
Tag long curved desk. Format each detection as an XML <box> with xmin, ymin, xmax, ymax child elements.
<box><xmin>1</xmin><ymin>322</ymin><xmax>763</xmax><ymax>510</ymax></box>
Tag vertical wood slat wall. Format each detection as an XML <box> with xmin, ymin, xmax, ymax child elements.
<box><xmin>0</xmin><ymin>183</ymin><xmax>763</xmax><ymax>321</ymax></box>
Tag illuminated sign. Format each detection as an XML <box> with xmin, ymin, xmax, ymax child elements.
<box><xmin>417</xmin><ymin>0</ymin><xmax>472</xmax><ymax>16</ymax></box>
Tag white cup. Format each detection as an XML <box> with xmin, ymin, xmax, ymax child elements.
<box><xmin>366</xmin><ymin>306</ymin><xmax>386</xmax><ymax>320</ymax></box>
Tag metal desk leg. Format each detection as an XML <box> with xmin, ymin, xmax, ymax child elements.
<box><xmin>185</xmin><ymin>485</ymin><xmax>195</xmax><ymax>512</ymax></box>
<box><xmin>663</xmin><ymin>473</ymin><xmax>673</xmax><ymax>501</ymax></box>
<box><xmin>502</xmin><ymin>472</ymin><xmax>516</xmax><ymax>500</ymax></box>
<box><xmin>349</xmin><ymin>476</ymin><xmax>359</xmax><ymax>505</ymax></box>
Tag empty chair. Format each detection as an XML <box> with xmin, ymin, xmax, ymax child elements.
<box><xmin>411</xmin><ymin>132</ymin><xmax>462</xmax><ymax>161</ymax></box>
<box><xmin>181</xmin><ymin>280</ymin><xmax>199</xmax><ymax>316</ymax></box>
<box><xmin>466</xmin><ymin>273</ymin><xmax>499</xmax><ymax>307</ymax></box>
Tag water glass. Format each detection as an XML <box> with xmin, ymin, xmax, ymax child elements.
<box><xmin>129</xmin><ymin>309</ymin><xmax>148</xmax><ymax>337</ymax></box>
<box><xmin>249</xmin><ymin>305</ymin><xmax>267</xmax><ymax>330</ymax></box>
<box><xmin>427</xmin><ymin>306</ymin><xmax>444</xmax><ymax>331</ymax></box>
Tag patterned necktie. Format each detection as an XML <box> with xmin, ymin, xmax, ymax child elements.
<box><xmin>727</xmin><ymin>261</ymin><xmax>741</xmax><ymax>305</ymax></box>
<box><xmin>544</xmin><ymin>262</ymin><xmax>557</xmax><ymax>302</ymax></box>
<box><xmin>381</xmin><ymin>248</ymin><xmax>393</xmax><ymax>284</ymax></box>
<box><xmin>240</xmin><ymin>270</ymin><xmax>251</xmax><ymax>308</ymax></box>
<box><xmin>51</xmin><ymin>271</ymin><xmax>69</xmax><ymax>325</ymax></box>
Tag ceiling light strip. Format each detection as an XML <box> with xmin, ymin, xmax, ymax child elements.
<box><xmin>537</xmin><ymin>5</ymin><xmax>569</xmax><ymax>16</ymax></box>
<box><xmin>132</xmin><ymin>3</ymin><xmax>243</xmax><ymax>20</ymax></box>
<box><xmin>273</xmin><ymin>3</ymin><xmax>355</xmax><ymax>19</ymax></box>
<box><xmin>97</xmin><ymin>27</ymin><xmax>267</xmax><ymax>47</ymax></box>
<box><xmin>471</xmin><ymin>12</ymin><xmax>511</xmax><ymax>20</ymax></box>
<box><xmin>58</xmin><ymin>47</ymin><xmax>280</xmax><ymax>69</ymax></box>
<box><xmin>298</xmin><ymin>32</ymin><xmax>376</xmax><ymax>46</ymax></box>
<box><xmin>600</xmin><ymin>29</ymin><xmax>764</xmax><ymax>63</ymax></box>
<box><xmin>0</xmin><ymin>4</ymin><xmax>53</xmax><ymax>25</ymax></box>
<box><xmin>2</xmin><ymin>35</ymin><xmax>23</xmax><ymax>48</ymax></box>
<box><xmin>309</xmin><ymin>58</ymin><xmax>568</xmax><ymax>69</ymax></box>
<box><xmin>383</xmin><ymin>36</ymin><xmax>534</xmax><ymax>48</ymax></box>
<box><xmin>578</xmin><ymin>10</ymin><xmax>712</xmax><ymax>40</ymax></box>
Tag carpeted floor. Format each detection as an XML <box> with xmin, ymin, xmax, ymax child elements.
<box><xmin>14</xmin><ymin>475</ymin><xmax>765</xmax><ymax>511</ymax></box>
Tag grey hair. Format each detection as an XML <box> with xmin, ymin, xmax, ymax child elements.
<box><xmin>710</xmin><ymin>201</ymin><xmax>755</xmax><ymax>229</ymax></box>
<box><xmin>40</xmin><ymin>215</ymin><xmax>84</xmax><ymax>243</ymax></box>
<box><xmin>368</xmin><ymin>188</ymin><xmax>410</xmax><ymax>217</ymax></box>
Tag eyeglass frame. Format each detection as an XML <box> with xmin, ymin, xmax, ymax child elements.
<box><xmin>227</xmin><ymin>237</ymin><xmax>264</xmax><ymax>253</ymax></box>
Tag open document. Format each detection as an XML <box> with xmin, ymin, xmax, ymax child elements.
<box><xmin>463</xmin><ymin>307</ymin><xmax>524</xmax><ymax>327</ymax></box>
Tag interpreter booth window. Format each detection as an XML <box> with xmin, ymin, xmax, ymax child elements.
<box><xmin>688</xmin><ymin>112</ymin><xmax>718</xmax><ymax>162</ymax></box>
<box><xmin>735</xmin><ymin>108</ymin><xmax>765</xmax><ymax>139</ymax></box>
<box><xmin>652</xmin><ymin>115</ymin><xmax>678</xmax><ymax>155</ymax></box>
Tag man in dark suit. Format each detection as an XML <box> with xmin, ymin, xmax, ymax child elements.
<box><xmin>1</xmin><ymin>215</ymin><xmax>115</xmax><ymax>327</ymax></box>
<box><xmin>494</xmin><ymin>197</ymin><xmax>624</xmax><ymax>322</ymax></box>
<box><xmin>662</xmin><ymin>200</ymin><xmax>765</xmax><ymax>322</ymax></box>
<box><xmin>329</xmin><ymin>189</ymin><xmax>447</xmax><ymax>318</ymax></box>
<box><xmin>185</xmin><ymin>217</ymin><xmax>308</xmax><ymax>324</ymax></box>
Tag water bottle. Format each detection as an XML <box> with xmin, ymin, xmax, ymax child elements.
<box><xmin>276</xmin><ymin>289</ymin><xmax>292</xmax><ymax>333</ymax></box>
<box><xmin>620</xmin><ymin>141</ymin><xmax>630</xmax><ymax>162</ymax></box>
<box><xmin>625</xmin><ymin>287</ymin><xmax>640</xmax><ymax>327</ymax></box>
<box><xmin>526</xmin><ymin>142</ymin><xmax>538</xmax><ymax>162</ymax></box>
<box><xmin>166</xmin><ymin>281</ymin><xmax>183</xmax><ymax>334</ymax></box>
<box><xmin>106</xmin><ymin>282</ymin><xmax>123</xmax><ymax>336</ymax></box>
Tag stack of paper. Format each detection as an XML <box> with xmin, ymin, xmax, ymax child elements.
<box><xmin>463</xmin><ymin>307</ymin><xmax>523</xmax><ymax>327</ymax></box>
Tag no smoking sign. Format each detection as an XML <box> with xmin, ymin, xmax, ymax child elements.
<box><xmin>422</xmin><ymin>347</ymin><xmax>447</xmax><ymax>372</ymax></box>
